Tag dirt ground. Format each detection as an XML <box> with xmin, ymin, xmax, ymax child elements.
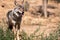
<box><xmin>0</xmin><ymin>0</ymin><xmax>60</xmax><ymax>36</ymax></box>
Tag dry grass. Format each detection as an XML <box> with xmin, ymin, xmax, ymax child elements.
<box><xmin>0</xmin><ymin>0</ymin><xmax>60</xmax><ymax>36</ymax></box>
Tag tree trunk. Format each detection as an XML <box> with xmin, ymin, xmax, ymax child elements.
<box><xmin>43</xmin><ymin>0</ymin><xmax>48</xmax><ymax>18</ymax></box>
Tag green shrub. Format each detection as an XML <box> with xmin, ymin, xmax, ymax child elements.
<box><xmin>0</xmin><ymin>28</ymin><xmax>14</xmax><ymax>40</ymax></box>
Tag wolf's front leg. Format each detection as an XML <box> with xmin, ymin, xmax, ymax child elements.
<box><xmin>13</xmin><ymin>26</ymin><xmax>17</xmax><ymax>40</ymax></box>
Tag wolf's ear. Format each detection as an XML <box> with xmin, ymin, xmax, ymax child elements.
<box><xmin>14</xmin><ymin>0</ymin><xmax>24</xmax><ymax>6</ymax></box>
<box><xmin>14</xmin><ymin>0</ymin><xmax>19</xmax><ymax>6</ymax></box>
<box><xmin>14</xmin><ymin>0</ymin><xmax>17</xmax><ymax>6</ymax></box>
